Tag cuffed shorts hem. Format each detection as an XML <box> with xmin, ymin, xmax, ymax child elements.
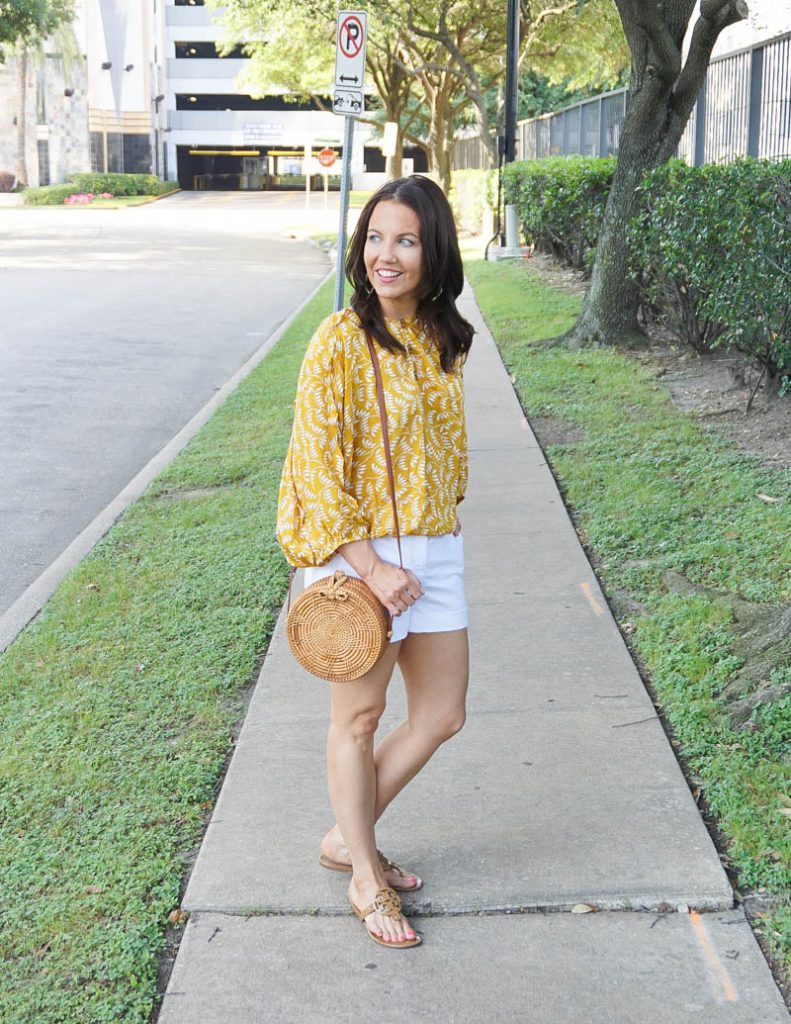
<box><xmin>302</xmin><ymin>533</ymin><xmax>467</xmax><ymax>644</ymax></box>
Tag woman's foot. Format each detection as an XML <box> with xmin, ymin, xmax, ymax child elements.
<box><xmin>320</xmin><ymin>825</ymin><xmax>422</xmax><ymax>890</ymax></box>
<box><xmin>349</xmin><ymin>880</ymin><xmax>420</xmax><ymax>946</ymax></box>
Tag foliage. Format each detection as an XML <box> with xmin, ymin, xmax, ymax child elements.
<box><xmin>502</xmin><ymin>156</ymin><xmax>615</xmax><ymax>271</ymax></box>
<box><xmin>0</xmin><ymin>277</ymin><xmax>337</xmax><ymax>1023</ymax></box>
<box><xmin>466</xmin><ymin>255</ymin><xmax>791</xmax><ymax>974</ymax></box>
<box><xmin>630</xmin><ymin>159</ymin><xmax>791</xmax><ymax>381</ymax></box>
<box><xmin>23</xmin><ymin>182</ymin><xmax>81</xmax><ymax>205</ymax></box>
<box><xmin>0</xmin><ymin>170</ymin><xmax>14</xmax><ymax>191</ymax></box>
<box><xmin>517</xmin><ymin>69</ymin><xmax>610</xmax><ymax>120</ymax></box>
<box><xmin>0</xmin><ymin>0</ymin><xmax>73</xmax><ymax>59</ymax></box>
<box><xmin>448</xmin><ymin>168</ymin><xmax>495</xmax><ymax>235</ymax></box>
<box><xmin>210</xmin><ymin>0</ymin><xmax>335</xmax><ymax>100</ymax></box>
<box><xmin>66</xmin><ymin>173</ymin><xmax>176</xmax><ymax>197</ymax></box>
<box><xmin>216</xmin><ymin>0</ymin><xmax>630</xmax><ymax>190</ymax></box>
<box><xmin>23</xmin><ymin>176</ymin><xmax>178</xmax><ymax>205</ymax></box>
<box><xmin>524</xmin><ymin>0</ymin><xmax>628</xmax><ymax>93</ymax></box>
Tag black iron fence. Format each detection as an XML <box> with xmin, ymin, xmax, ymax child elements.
<box><xmin>453</xmin><ymin>30</ymin><xmax>791</xmax><ymax>170</ymax></box>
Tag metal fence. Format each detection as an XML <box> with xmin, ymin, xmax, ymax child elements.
<box><xmin>453</xmin><ymin>30</ymin><xmax>791</xmax><ymax>170</ymax></box>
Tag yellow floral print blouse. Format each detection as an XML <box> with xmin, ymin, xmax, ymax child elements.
<box><xmin>277</xmin><ymin>308</ymin><xmax>468</xmax><ymax>567</ymax></box>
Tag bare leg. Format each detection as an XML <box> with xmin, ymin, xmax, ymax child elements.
<box><xmin>322</xmin><ymin>628</ymin><xmax>469</xmax><ymax>880</ymax></box>
<box><xmin>326</xmin><ymin>641</ymin><xmax>417</xmax><ymax>944</ymax></box>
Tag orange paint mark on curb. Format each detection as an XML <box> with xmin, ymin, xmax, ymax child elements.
<box><xmin>580</xmin><ymin>581</ymin><xmax>605</xmax><ymax>616</ymax></box>
<box><xmin>689</xmin><ymin>910</ymin><xmax>739</xmax><ymax>1003</ymax></box>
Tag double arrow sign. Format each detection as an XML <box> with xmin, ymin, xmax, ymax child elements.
<box><xmin>333</xmin><ymin>10</ymin><xmax>367</xmax><ymax>116</ymax></box>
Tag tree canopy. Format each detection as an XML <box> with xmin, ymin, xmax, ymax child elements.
<box><xmin>213</xmin><ymin>0</ymin><xmax>627</xmax><ymax>189</ymax></box>
<box><xmin>0</xmin><ymin>0</ymin><xmax>74</xmax><ymax>60</ymax></box>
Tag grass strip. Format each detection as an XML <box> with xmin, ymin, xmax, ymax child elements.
<box><xmin>0</xmin><ymin>276</ymin><xmax>335</xmax><ymax>1024</ymax></box>
<box><xmin>466</xmin><ymin>257</ymin><xmax>791</xmax><ymax>974</ymax></box>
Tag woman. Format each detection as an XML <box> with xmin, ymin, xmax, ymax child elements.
<box><xmin>277</xmin><ymin>175</ymin><xmax>474</xmax><ymax>949</ymax></box>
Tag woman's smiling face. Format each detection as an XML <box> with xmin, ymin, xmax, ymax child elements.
<box><xmin>363</xmin><ymin>200</ymin><xmax>423</xmax><ymax>320</ymax></box>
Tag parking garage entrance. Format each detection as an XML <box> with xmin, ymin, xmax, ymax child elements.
<box><xmin>177</xmin><ymin>146</ymin><xmax>342</xmax><ymax>191</ymax></box>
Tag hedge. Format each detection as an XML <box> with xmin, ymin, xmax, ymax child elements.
<box><xmin>23</xmin><ymin>183</ymin><xmax>82</xmax><ymax>205</ymax></box>
<box><xmin>502</xmin><ymin>156</ymin><xmax>616</xmax><ymax>271</ymax></box>
<box><xmin>23</xmin><ymin>176</ymin><xmax>180</xmax><ymax>206</ymax></box>
<box><xmin>449</xmin><ymin>168</ymin><xmax>495</xmax><ymax>237</ymax></box>
<box><xmin>629</xmin><ymin>159</ymin><xmax>791</xmax><ymax>380</ymax></box>
<box><xmin>501</xmin><ymin>155</ymin><xmax>790</xmax><ymax>387</ymax></box>
<box><xmin>66</xmin><ymin>173</ymin><xmax>178</xmax><ymax>196</ymax></box>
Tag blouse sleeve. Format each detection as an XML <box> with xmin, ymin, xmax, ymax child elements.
<box><xmin>276</xmin><ymin>318</ymin><xmax>370</xmax><ymax>567</ymax></box>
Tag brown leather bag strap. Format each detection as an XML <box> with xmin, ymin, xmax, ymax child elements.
<box><xmin>365</xmin><ymin>332</ymin><xmax>404</xmax><ymax>571</ymax></box>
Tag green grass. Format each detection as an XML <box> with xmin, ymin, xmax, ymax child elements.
<box><xmin>0</xmin><ymin>276</ymin><xmax>334</xmax><ymax>1023</ymax></box>
<box><xmin>466</xmin><ymin>257</ymin><xmax>791</xmax><ymax>972</ymax></box>
<box><xmin>349</xmin><ymin>189</ymin><xmax>373</xmax><ymax>207</ymax></box>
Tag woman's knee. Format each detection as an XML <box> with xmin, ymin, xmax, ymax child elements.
<box><xmin>414</xmin><ymin>706</ymin><xmax>466</xmax><ymax>745</ymax></box>
<box><xmin>331</xmin><ymin>703</ymin><xmax>385</xmax><ymax>746</ymax></box>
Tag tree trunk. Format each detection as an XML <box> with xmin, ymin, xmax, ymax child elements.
<box><xmin>382</xmin><ymin>94</ymin><xmax>404</xmax><ymax>179</ymax></box>
<box><xmin>427</xmin><ymin>77</ymin><xmax>456</xmax><ymax>194</ymax></box>
<box><xmin>16</xmin><ymin>47</ymin><xmax>29</xmax><ymax>188</ymax></box>
<box><xmin>568</xmin><ymin>0</ymin><xmax>748</xmax><ymax>348</ymax></box>
<box><xmin>386</xmin><ymin>132</ymin><xmax>404</xmax><ymax>180</ymax></box>
<box><xmin>569</xmin><ymin>84</ymin><xmax>671</xmax><ymax>347</ymax></box>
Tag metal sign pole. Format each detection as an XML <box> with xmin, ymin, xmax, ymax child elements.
<box><xmin>334</xmin><ymin>113</ymin><xmax>355</xmax><ymax>313</ymax></box>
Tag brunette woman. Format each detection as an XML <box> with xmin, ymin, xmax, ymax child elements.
<box><xmin>277</xmin><ymin>175</ymin><xmax>474</xmax><ymax>948</ymax></box>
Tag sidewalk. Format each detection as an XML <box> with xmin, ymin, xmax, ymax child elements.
<box><xmin>157</xmin><ymin>285</ymin><xmax>790</xmax><ymax>1023</ymax></box>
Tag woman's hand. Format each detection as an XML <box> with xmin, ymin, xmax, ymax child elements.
<box><xmin>336</xmin><ymin>540</ymin><xmax>424</xmax><ymax>616</ymax></box>
<box><xmin>365</xmin><ymin>562</ymin><xmax>424</xmax><ymax>617</ymax></box>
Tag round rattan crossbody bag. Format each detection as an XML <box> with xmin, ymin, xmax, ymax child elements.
<box><xmin>285</xmin><ymin>333</ymin><xmax>405</xmax><ymax>683</ymax></box>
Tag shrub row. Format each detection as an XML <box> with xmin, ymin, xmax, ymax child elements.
<box><xmin>449</xmin><ymin>168</ymin><xmax>495</xmax><ymax>237</ymax></box>
<box><xmin>0</xmin><ymin>171</ymin><xmax>15</xmax><ymax>192</ymax></box>
<box><xmin>23</xmin><ymin>174</ymin><xmax>180</xmax><ymax>205</ymax></box>
<box><xmin>502</xmin><ymin>156</ymin><xmax>615</xmax><ymax>271</ymax></box>
<box><xmin>502</xmin><ymin>155</ymin><xmax>791</xmax><ymax>382</ymax></box>
<box><xmin>66</xmin><ymin>172</ymin><xmax>179</xmax><ymax>196</ymax></box>
<box><xmin>23</xmin><ymin>183</ymin><xmax>81</xmax><ymax>205</ymax></box>
<box><xmin>630</xmin><ymin>159</ymin><xmax>791</xmax><ymax>381</ymax></box>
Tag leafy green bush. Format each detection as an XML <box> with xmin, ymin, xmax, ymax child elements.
<box><xmin>449</xmin><ymin>168</ymin><xmax>495</xmax><ymax>236</ymax></box>
<box><xmin>66</xmin><ymin>173</ymin><xmax>175</xmax><ymax>196</ymax></box>
<box><xmin>154</xmin><ymin>179</ymin><xmax>180</xmax><ymax>195</ymax></box>
<box><xmin>23</xmin><ymin>183</ymin><xmax>81</xmax><ymax>205</ymax></box>
<box><xmin>502</xmin><ymin>156</ymin><xmax>616</xmax><ymax>271</ymax></box>
<box><xmin>631</xmin><ymin>159</ymin><xmax>791</xmax><ymax>381</ymax></box>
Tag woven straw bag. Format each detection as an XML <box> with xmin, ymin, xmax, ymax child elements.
<box><xmin>286</xmin><ymin>570</ymin><xmax>391</xmax><ymax>682</ymax></box>
<box><xmin>285</xmin><ymin>332</ymin><xmax>404</xmax><ymax>683</ymax></box>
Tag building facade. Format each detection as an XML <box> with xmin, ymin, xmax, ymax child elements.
<box><xmin>0</xmin><ymin>0</ymin><xmax>425</xmax><ymax>190</ymax></box>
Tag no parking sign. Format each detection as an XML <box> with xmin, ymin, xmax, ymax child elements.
<box><xmin>333</xmin><ymin>10</ymin><xmax>366</xmax><ymax>116</ymax></box>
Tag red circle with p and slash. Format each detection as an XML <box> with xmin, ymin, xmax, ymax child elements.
<box><xmin>339</xmin><ymin>14</ymin><xmax>364</xmax><ymax>57</ymax></box>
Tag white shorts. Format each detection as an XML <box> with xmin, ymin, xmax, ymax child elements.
<box><xmin>302</xmin><ymin>533</ymin><xmax>468</xmax><ymax>643</ymax></box>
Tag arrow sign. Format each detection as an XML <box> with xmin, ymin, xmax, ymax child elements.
<box><xmin>334</xmin><ymin>9</ymin><xmax>366</xmax><ymax>116</ymax></box>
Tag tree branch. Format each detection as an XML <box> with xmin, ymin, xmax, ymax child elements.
<box><xmin>636</xmin><ymin>0</ymin><xmax>683</xmax><ymax>84</ymax></box>
<box><xmin>674</xmin><ymin>0</ymin><xmax>748</xmax><ymax>113</ymax></box>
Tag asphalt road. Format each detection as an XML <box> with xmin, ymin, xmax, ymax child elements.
<box><xmin>0</xmin><ymin>192</ymin><xmax>332</xmax><ymax>619</ymax></box>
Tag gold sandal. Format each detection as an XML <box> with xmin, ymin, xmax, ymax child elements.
<box><xmin>319</xmin><ymin>848</ymin><xmax>423</xmax><ymax>892</ymax></box>
<box><xmin>349</xmin><ymin>886</ymin><xmax>422</xmax><ymax>949</ymax></box>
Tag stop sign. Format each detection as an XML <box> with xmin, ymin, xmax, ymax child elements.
<box><xmin>318</xmin><ymin>147</ymin><xmax>337</xmax><ymax>168</ymax></box>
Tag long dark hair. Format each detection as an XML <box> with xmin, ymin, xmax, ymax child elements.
<box><xmin>345</xmin><ymin>175</ymin><xmax>474</xmax><ymax>372</ymax></box>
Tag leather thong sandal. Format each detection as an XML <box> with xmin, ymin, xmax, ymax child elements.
<box><xmin>350</xmin><ymin>886</ymin><xmax>422</xmax><ymax>949</ymax></box>
<box><xmin>319</xmin><ymin>848</ymin><xmax>423</xmax><ymax>892</ymax></box>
